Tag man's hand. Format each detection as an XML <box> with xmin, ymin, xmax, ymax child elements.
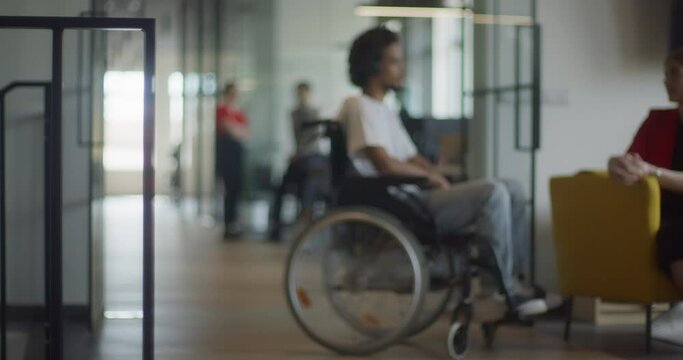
<box><xmin>427</xmin><ymin>172</ymin><xmax>450</xmax><ymax>190</ymax></box>
<box><xmin>608</xmin><ymin>153</ymin><xmax>653</xmax><ymax>185</ymax></box>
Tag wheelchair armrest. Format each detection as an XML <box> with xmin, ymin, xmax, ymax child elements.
<box><xmin>336</xmin><ymin>175</ymin><xmax>438</xmax><ymax>241</ymax></box>
<box><xmin>343</xmin><ymin>176</ymin><xmax>430</xmax><ymax>189</ymax></box>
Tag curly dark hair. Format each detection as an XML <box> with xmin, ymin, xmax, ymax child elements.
<box><xmin>348</xmin><ymin>27</ymin><xmax>399</xmax><ymax>88</ymax></box>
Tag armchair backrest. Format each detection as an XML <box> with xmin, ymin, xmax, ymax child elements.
<box><xmin>549</xmin><ymin>171</ymin><xmax>661</xmax><ymax>302</ymax></box>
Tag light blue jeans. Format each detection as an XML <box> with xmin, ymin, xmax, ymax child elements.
<box><xmin>423</xmin><ymin>179</ymin><xmax>530</xmax><ymax>294</ymax></box>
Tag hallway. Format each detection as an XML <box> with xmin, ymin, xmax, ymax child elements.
<box><xmin>90</xmin><ymin>197</ymin><xmax>682</xmax><ymax>359</ymax></box>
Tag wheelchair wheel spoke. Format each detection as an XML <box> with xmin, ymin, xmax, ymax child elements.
<box><xmin>285</xmin><ymin>207</ymin><xmax>427</xmax><ymax>356</ymax></box>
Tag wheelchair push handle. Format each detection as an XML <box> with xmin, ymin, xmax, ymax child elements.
<box><xmin>299</xmin><ymin>119</ymin><xmax>341</xmax><ymax>136</ymax></box>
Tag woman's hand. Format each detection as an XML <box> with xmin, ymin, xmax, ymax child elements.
<box><xmin>608</xmin><ymin>153</ymin><xmax>653</xmax><ymax>185</ymax></box>
<box><xmin>629</xmin><ymin>153</ymin><xmax>655</xmax><ymax>177</ymax></box>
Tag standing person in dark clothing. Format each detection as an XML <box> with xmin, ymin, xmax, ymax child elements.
<box><xmin>268</xmin><ymin>82</ymin><xmax>329</xmax><ymax>241</ymax></box>
<box><xmin>216</xmin><ymin>83</ymin><xmax>249</xmax><ymax>238</ymax></box>
<box><xmin>608</xmin><ymin>49</ymin><xmax>683</xmax><ymax>345</ymax></box>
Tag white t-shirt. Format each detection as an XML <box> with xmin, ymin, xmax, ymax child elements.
<box><xmin>337</xmin><ymin>95</ymin><xmax>418</xmax><ymax>176</ymax></box>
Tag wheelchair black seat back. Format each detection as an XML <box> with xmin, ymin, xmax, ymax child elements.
<box><xmin>306</xmin><ymin>120</ymin><xmax>438</xmax><ymax>243</ymax></box>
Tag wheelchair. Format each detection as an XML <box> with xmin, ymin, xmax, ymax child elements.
<box><xmin>284</xmin><ymin>121</ymin><xmax>528</xmax><ymax>359</ymax></box>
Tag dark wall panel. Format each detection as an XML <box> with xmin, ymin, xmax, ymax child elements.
<box><xmin>673</xmin><ymin>0</ymin><xmax>683</xmax><ymax>50</ymax></box>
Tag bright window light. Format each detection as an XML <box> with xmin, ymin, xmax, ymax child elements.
<box><xmin>103</xmin><ymin>71</ymin><xmax>144</xmax><ymax>171</ymax></box>
<box><xmin>432</xmin><ymin>17</ymin><xmax>458</xmax><ymax>118</ymax></box>
<box><xmin>168</xmin><ymin>71</ymin><xmax>184</xmax><ymax>144</ymax></box>
<box><xmin>103</xmin><ymin>71</ymin><xmax>144</xmax><ymax>123</ymax></box>
<box><xmin>431</xmin><ymin>16</ymin><xmax>473</xmax><ymax>119</ymax></box>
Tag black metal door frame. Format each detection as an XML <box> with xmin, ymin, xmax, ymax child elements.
<box><xmin>465</xmin><ymin>0</ymin><xmax>541</xmax><ymax>282</ymax></box>
<box><xmin>0</xmin><ymin>81</ymin><xmax>52</xmax><ymax>359</ymax></box>
<box><xmin>0</xmin><ymin>16</ymin><xmax>156</xmax><ymax>360</ymax></box>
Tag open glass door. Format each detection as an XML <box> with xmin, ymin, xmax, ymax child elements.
<box><xmin>0</xmin><ymin>16</ymin><xmax>155</xmax><ymax>360</ymax></box>
<box><xmin>470</xmin><ymin>0</ymin><xmax>540</xmax><ymax>279</ymax></box>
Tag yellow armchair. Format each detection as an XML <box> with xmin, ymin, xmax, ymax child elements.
<box><xmin>549</xmin><ymin>171</ymin><xmax>683</xmax><ymax>351</ymax></box>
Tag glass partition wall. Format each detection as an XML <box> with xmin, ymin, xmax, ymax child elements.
<box><xmin>174</xmin><ymin>0</ymin><xmax>540</xmax><ymax>275</ymax></box>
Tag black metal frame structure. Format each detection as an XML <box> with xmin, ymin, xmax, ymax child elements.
<box><xmin>0</xmin><ymin>16</ymin><xmax>156</xmax><ymax>360</ymax></box>
<box><xmin>468</xmin><ymin>1</ymin><xmax>541</xmax><ymax>281</ymax></box>
<box><xmin>75</xmin><ymin>10</ymin><xmax>108</xmax><ymax>336</ymax></box>
<box><xmin>0</xmin><ymin>81</ymin><xmax>52</xmax><ymax>359</ymax></box>
<box><xmin>76</xmin><ymin>10</ymin><xmax>107</xmax><ymax>148</ymax></box>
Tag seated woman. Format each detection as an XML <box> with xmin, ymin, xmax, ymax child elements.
<box><xmin>608</xmin><ymin>48</ymin><xmax>683</xmax><ymax>344</ymax></box>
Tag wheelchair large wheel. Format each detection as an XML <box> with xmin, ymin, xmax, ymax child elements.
<box><xmin>404</xmin><ymin>243</ymin><xmax>455</xmax><ymax>338</ymax></box>
<box><xmin>285</xmin><ymin>207</ymin><xmax>428</xmax><ymax>355</ymax></box>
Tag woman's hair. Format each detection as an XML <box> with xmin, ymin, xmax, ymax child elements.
<box><xmin>224</xmin><ymin>82</ymin><xmax>236</xmax><ymax>94</ymax></box>
<box><xmin>348</xmin><ymin>27</ymin><xmax>399</xmax><ymax>88</ymax></box>
<box><xmin>296</xmin><ymin>81</ymin><xmax>311</xmax><ymax>92</ymax></box>
<box><xmin>667</xmin><ymin>48</ymin><xmax>683</xmax><ymax>67</ymax></box>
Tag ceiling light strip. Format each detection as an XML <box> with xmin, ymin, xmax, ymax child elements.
<box><xmin>355</xmin><ymin>5</ymin><xmax>533</xmax><ymax>26</ymax></box>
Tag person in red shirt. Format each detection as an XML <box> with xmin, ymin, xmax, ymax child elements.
<box><xmin>608</xmin><ymin>49</ymin><xmax>683</xmax><ymax>344</ymax></box>
<box><xmin>216</xmin><ymin>83</ymin><xmax>250</xmax><ymax>238</ymax></box>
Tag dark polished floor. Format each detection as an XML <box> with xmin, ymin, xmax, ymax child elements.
<box><xmin>56</xmin><ymin>196</ymin><xmax>683</xmax><ymax>359</ymax></box>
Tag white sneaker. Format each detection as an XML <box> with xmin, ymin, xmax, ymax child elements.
<box><xmin>509</xmin><ymin>280</ymin><xmax>552</xmax><ymax>317</ymax></box>
<box><xmin>652</xmin><ymin>303</ymin><xmax>683</xmax><ymax>346</ymax></box>
<box><xmin>471</xmin><ymin>293</ymin><xmax>548</xmax><ymax>320</ymax></box>
<box><xmin>511</xmin><ymin>294</ymin><xmax>548</xmax><ymax>317</ymax></box>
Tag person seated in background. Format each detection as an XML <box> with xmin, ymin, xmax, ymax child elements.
<box><xmin>608</xmin><ymin>48</ymin><xmax>683</xmax><ymax>345</ymax></box>
<box><xmin>268</xmin><ymin>82</ymin><xmax>330</xmax><ymax>241</ymax></box>
<box><xmin>336</xmin><ymin>26</ymin><xmax>548</xmax><ymax>317</ymax></box>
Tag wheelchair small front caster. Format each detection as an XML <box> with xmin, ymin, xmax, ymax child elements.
<box><xmin>447</xmin><ymin>321</ymin><xmax>470</xmax><ymax>359</ymax></box>
<box><xmin>481</xmin><ymin>323</ymin><xmax>497</xmax><ymax>348</ymax></box>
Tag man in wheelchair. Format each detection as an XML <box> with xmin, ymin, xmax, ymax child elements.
<box><xmin>285</xmin><ymin>26</ymin><xmax>552</xmax><ymax>359</ymax></box>
<box><xmin>337</xmin><ymin>26</ymin><xmax>547</xmax><ymax>318</ymax></box>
